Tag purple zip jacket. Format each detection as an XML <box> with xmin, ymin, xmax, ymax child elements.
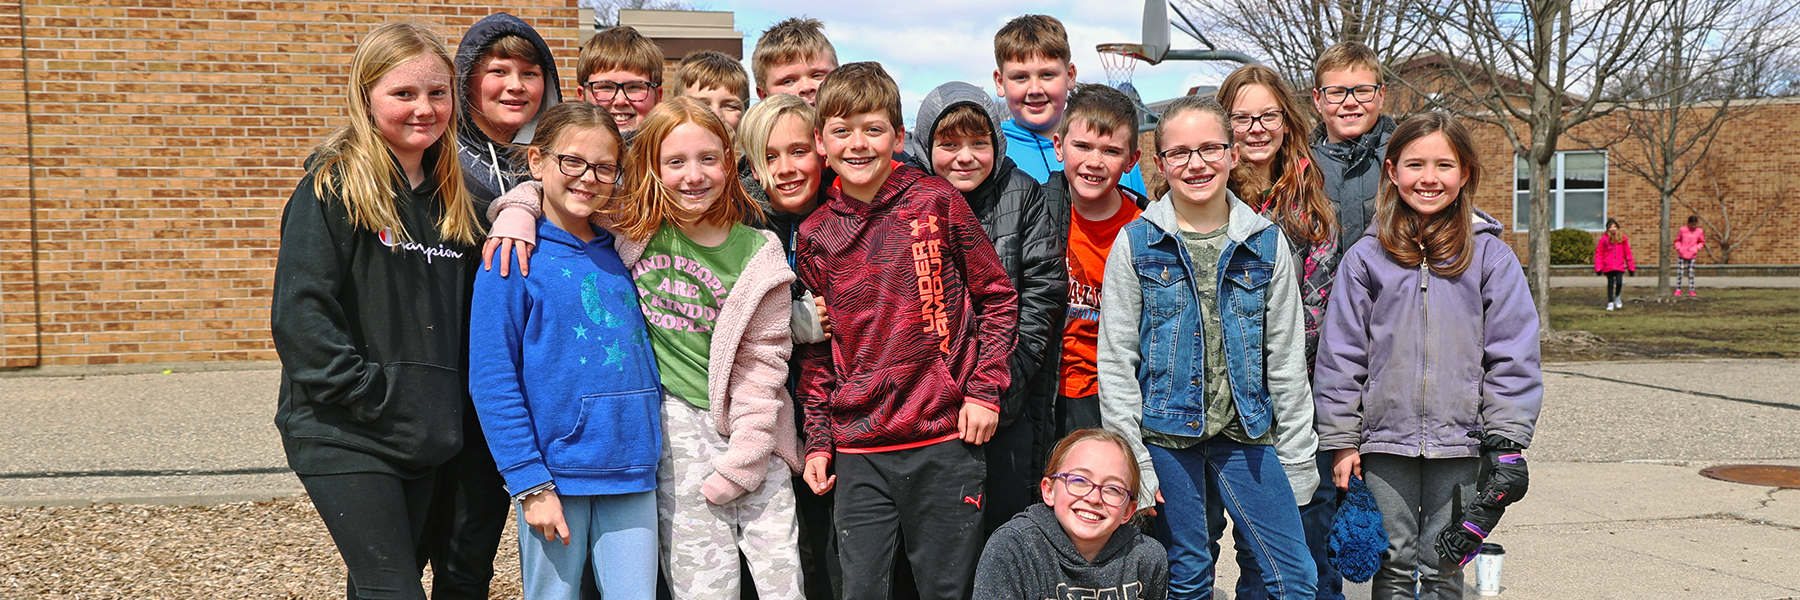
<box><xmin>1312</xmin><ymin>209</ymin><xmax>1542</xmax><ymax>457</ymax></box>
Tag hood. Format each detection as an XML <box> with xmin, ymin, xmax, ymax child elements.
<box><xmin>1358</xmin><ymin>207</ymin><xmax>1504</xmax><ymax>239</ymax></box>
<box><xmin>1021</xmin><ymin>503</ymin><xmax>1141</xmax><ymax>566</ymax></box>
<box><xmin>1140</xmin><ymin>189</ymin><xmax>1277</xmax><ymax>248</ymax></box>
<box><xmin>455</xmin><ymin>12</ymin><xmax>564</xmax><ymax>147</ymax></box>
<box><xmin>1310</xmin><ymin>114</ymin><xmax>1396</xmax><ymax>166</ymax></box>
<box><xmin>906</xmin><ymin>81</ymin><xmax>1009</xmax><ymax>171</ymax></box>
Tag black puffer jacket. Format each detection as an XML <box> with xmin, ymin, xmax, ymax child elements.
<box><xmin>907</xmin><ymin>82</ymin><xmax>1066</xmax><ymax>431</ymax></box>
<box><xmin>454</xmin><ymin>13</ymin><xmax>563</xmax><ymax>211</ymax></box>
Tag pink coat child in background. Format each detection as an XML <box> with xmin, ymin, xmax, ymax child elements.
<box><xmin>1674</xmin><ymin>216</ymin><xmax>1706</xmax><ymax>296</ymax></box>
<box><xmin>1594</xmin><ymin>218</ymin><xmax>1635</xmax><ymax>311</ymax></box>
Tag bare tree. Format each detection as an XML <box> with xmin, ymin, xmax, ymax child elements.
<box><xmin>1573</xmin><ymin>0</ymin><xmax>1800</xmax><ymax>298</ymax></box>
<box><xmin>1681</xmin><ymin>157</ymin><xmax>1794</xmax><ymax>264</ymax></box>
<box><xmin>1402</xmin><ymin>0</ymin><xmax>1668</xmax><ymax>337</ymax></box>
<box><xmin>1176</xmin><ymin>0</ymin><xmax>1435</xmax><ymax>87</ymax></box>
<box><xmin>585</xmin><ymin>0</ymin><xmax>696</xmax><ymax>29</ymax></box>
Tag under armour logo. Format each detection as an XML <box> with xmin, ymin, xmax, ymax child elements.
<box><xmin>963</xmin><ymin>494</ymin><xmax>983</xmax><ymax>509</ymax></box>
<box><xmin>910</xmin><ymin>215</ymin><xmax>940</xmax><ymax>237</ymax></box>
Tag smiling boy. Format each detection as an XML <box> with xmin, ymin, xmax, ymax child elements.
<box><xmin>993</xmin><ymin>15</ymin><xmax>1146</xmax><ymax>194</ymax></box>
<box><xmin>576</xmin><ymin>26</ymin><xmax>663</xmax><ymax>137</ymax></box>
<box><xmin>752</xmin><ymin>17</ymin><xmax>838</xmax><ymax>105</ymax></box>
<box><xmin>1310</xmin><ymin>42</ymin><xmax>1397</xmax><ymax>255</ymax></box>
<box><xmin>795</xmin><ymin>62</ymin><xmax>1018</xmax><ymax>600</ymax></box>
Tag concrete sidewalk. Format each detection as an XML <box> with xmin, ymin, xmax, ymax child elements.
<box><xmin>3</xmin><ymin>359</ymin><xmax>1799</xmax><ymax>599</ymax></box>
<box><xmin>1550</xmin><ymin>275</ymin><xmax>1800</xmax><ymax>288</ymax></box>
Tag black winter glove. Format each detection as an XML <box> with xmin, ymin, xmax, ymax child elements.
<box><xmin>1629</xmin><ymin>270</ymin><xmax>1637</xmax><ymax>277</ymax></box>
<box><xmin>1434</xmin><ymin>434</ymin><xmax>1529</xmax><ymax>565</ymax></box>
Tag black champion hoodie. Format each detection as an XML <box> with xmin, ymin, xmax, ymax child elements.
<box><xmin>973</xmin><ymin>503</ymin><xmax>1169</xmax><ymax>600</ymax></box>
<box><xmin>271</xmin><ymin>162</ymin><xmax>478</xmax><ymax>477</ymax></box>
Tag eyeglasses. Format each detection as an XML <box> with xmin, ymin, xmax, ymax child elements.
<box><xmin>582</xmin><ymin>80</ymin><xmax>660</xmax><ymax>102</ymax></box>
<box><xmin>1049</xmin><ymin>473</ymin><xmax>1134</xmax><ymax>508</ymax></box>
<box><xmin>1316</xmin><ymin>84</ymin><xmax>1382</xmax><ymax>104</ymax></box>
<box><xmin>553</xmin><ymin>153</ymin><xmax>621</xmax><ymax>184</ymax></box>
<box><xmin>1229</xmin><ymin>110</ymin><xmax>1285</xmax><ymax>133</ymax></box>
<box><xmin>1157</xmin><ymin>143</ymin><xmax>1232</xmax><ymax>166</ymax></box>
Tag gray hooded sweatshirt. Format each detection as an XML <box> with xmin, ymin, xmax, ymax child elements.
<box><xmin>1097</xmin><ymin>193</ymin><xmax>1320</xmax><ymax>508</ymax></box>
<box><xmin>972</xmin><ymin>503</ymin><xmax>1169</xmax><ymax>600</ymax></box>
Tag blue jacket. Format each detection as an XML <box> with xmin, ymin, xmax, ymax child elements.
<box><xmin>1002</xmin><ymin>118</ymin><xmax>1147</xmax><ymax>195</ymax></box>
<box><xmin>469</xmin><ymin>217</ymin><xmax>663</xmax><ymax>497</ymax></box>
<box><xmin>1098</xmin><ymin>193</ymin><xmax>1318</xmax><ymax>508</ymax></box>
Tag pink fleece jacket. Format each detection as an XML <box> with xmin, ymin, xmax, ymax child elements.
<box><xmin>1594</xmin><ymin>234</ymin><xmax>1636</xmax><ymax>273</ymax></box>
<box><xmin>489</xmin><ymin>183</ymin><xmax>805</xmax><ymax>505</ymax></box>
<box><xmin>1675</xmin><ymin>226</ymin><xmax>1706</xmax><ymax>260</ymax></box>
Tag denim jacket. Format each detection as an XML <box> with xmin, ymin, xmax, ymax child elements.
<box><xmin>1098</xmin><ymin>193</ymin><xmax>1319</xmax><ymax>509</ymax></box>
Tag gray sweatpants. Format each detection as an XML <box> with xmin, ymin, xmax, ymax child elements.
<box><xmin>1362</xmin><ymin>453</ymin><xmax>1479</xmax><ymax>600</ymax></box>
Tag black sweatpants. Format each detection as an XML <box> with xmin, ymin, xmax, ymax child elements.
<box><xmin>836</xmin><ymin>440</ymin><xmax>985</xmax><ymax>600</ymax></box>
<box><xmin>416</xmin><ymin>404</ymin><xmax>511</xmax><ymax>599</ymax></box>
<box><xmin>981</xmin><ymin>420</ymin><xmax>1039</xmax><ymax>534</ymax></box>
<box><xmin>300</xmin><ymin>470</ymin><xmax>437</xmax><ymax>600</ymax></box>
<box><xmin>795</xmin><ymin>476</ymin><xmax>842</xmax><ymax>599</ymax></box>
<box><xmin>1604</xmin><ymin>270</ymin><xmax>1625</xmax><ymax>301</ymax></box>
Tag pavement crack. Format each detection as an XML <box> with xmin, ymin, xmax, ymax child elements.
<box><xmin>1544</xmin><ymin>369</ymin><xmax>1800</xmax><ymax>411</ymax></box>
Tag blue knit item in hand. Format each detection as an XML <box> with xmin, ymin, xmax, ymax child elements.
<box><xmin>1329</xmin><ymin>476</ymin><xmax>1388</xmax><ymax>583</ymax></box>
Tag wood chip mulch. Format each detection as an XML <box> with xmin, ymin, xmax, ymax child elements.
<box><xmin>0</xmin><ymin>496</ymin><xmax>524</xmax><ymax>599</ymax></box>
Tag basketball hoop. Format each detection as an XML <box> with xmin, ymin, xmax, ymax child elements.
<box><xmin>1098</xmin><ymin>43</ymin><xmax>1152</xmax><ymax>89</ymax></box>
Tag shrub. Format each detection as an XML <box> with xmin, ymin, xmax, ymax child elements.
<box><xmin>1551</xmin><ymin>228</ymin><xmax>1594</xmax><ymax>265</ymax></box>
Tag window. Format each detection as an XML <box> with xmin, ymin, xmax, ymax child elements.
<box><xmin>1514</xmin><ymin>151</ymin><xmax>1607</xmax><ymax>231</ymax></box>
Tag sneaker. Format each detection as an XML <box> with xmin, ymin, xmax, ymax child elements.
<box><xmin>1674</xmin><ymin>290</ymin><xmax>1685</xmax><ymax>297</ymax></box>
<box><xmin>1606</xmin><ymin>302</ymin><xmax>1616</xmax><ymax>311</ymax></box>
<box><xmin>1689</xmin><ymin>290</ymin><xmax>1699</xmax><ymax>297</ymax></box>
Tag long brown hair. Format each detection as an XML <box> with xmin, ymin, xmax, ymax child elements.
<box><xmin>1217</xmin><ymin>65</ymin><xmax>1337</xmax><ymax>246</ymax></box>
<box><xmin>607</xmin><ymin>96</ymin><xmax>758</xmax><ymax>240</ymax></box>
<box><xmin>1376</xmin><ymin>112</ymin><xmax>1484</xmax><ymax>277</ymax></box>
<box><xmin>310</xmin><ymin>23</ymin><xmax>481</xmax><ymax>247</ymax></box>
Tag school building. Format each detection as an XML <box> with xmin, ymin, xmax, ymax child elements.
<box><xmin>0</xmin><ymin>2</ymin><xmax>750</xmax><ymax>369</ymax></box>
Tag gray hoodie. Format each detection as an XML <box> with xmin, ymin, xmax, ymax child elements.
<box><xmin>1097</xmin><ymin>193</ymin><xmax>1320</xmax><ymax>508</ymax></box>
<box><xmin>972</xmin><ymin>503</ymin><xmax>1169</xmax><ymax>600</ymax></box>
<box><xmin>1311</xmin><ymin>116</ymin><xmax>1396</xmax><ymax>255</ymax></box>
<box><xmin>1312</xmin><ymin>210</ymin><xmax>1542</xmax><ymax>457</ymax></box>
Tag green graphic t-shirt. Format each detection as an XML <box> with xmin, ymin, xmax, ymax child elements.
<box><xmin>632</xmin><ymin>222</ymin><xmax>765</xmax><ymax>409</ymax></box>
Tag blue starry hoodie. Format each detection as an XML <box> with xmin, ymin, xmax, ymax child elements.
<box><xmin>469</xmin><ymin>215</ymin><xmax>663</xmax><ymax>497</ymax></box>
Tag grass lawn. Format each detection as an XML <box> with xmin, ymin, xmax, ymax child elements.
<box><xmin>1545</xmin><ymin>287</ymin><xmax>1800</xmax><ymax>361</ymax></box>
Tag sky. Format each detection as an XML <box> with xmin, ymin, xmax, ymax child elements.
<box><xmin>718</xmin><ymin>0</ymin><xmax>1243</xmax><ymax>126</ymax></box>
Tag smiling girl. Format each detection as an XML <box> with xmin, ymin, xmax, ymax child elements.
<box><xmin>271</xmin><ymin>23</ymin><xmax>482</xmax><ymax>600</ymax></box>
<box><xmin>1098</xmin><ymin>95</ymin><xmax>1318</xmax><ymax>599</ymax></box>
<box><xmin>973</xmin><ymin>429</ymin><xmax>1169</xmax><ymax>600</ymax></box>
<box><xmin>1312</xmin><ymin>112</ymin><xmax>1542</xmax><ymax>600</ymax></box>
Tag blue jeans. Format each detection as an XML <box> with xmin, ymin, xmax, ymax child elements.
<box><xmin>1150</xmin><ymin>439</ymin><xmax>1315</xmax><ymax>600</ymax></box>
<box><xmin>1215</xmin><ymin>453</ymin><xmax>1343</xmax><ymax>600</ymax></box>
<box><xmin>517</xmin><ymin>491</ymin><xmax>658</xmax><ymax>600</ymax></box>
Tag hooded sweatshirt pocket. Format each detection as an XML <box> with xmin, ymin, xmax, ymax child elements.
<box><xmin>347</xmin><ymin>361</ymin><xmax>465</xmax><ymax>465</ymax></box>
<box><xmin>545</xmin><ymin>388</ymin><xmax>662</xmax><ymax>473</ymax></box>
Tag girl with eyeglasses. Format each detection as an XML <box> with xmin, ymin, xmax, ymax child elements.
<box><xmin>1098</xmin><ymin>95</ymin><xmax>1319</xmax><ymax>599</ymax></box>
<box><xmin>973</xmin><ymin>428</ymin><xmax>1169</xmax><ymax>600</ymax></box>
<box><xmin>1215</xmin><ymin>63</ymin><xmax>1347</xmax><ymax>600</ymax></box>
<box><xmin>467</xmin><ymin>102</ymin><xmax>665</xmax><ymax>599</ymax></box>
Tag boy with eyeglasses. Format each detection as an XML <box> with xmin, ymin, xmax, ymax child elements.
<box><xmin>1309</xmin><ymin>41</ymin><xmax>1396</xmax><ymax>255</ymax></box>
<box><xmin>576</xmin><ymin>26</ymin><xmax>663</xmax><ymax>140</ymax></box>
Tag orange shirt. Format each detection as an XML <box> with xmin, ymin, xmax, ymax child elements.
<box><xmin>1059</xmin><ymin>198</ymin><xmax>1143</xmax><ymax>398</ymax></box>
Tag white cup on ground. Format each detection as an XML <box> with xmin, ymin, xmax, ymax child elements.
<box><xmin>1475</xmin><ymin>542</ymin><xmax>1505</xmax><ymax>596</ymax></box>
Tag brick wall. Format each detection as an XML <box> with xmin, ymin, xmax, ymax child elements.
<box><xmin>0</xmin><ymin>0</ymin><xmax>582</xmax><ymax>368</ymax></box>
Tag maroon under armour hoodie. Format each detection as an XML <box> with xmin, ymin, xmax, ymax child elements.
<box><xmin>796</xmin><ymin>164</ymin><xmax>1018</xmax><ymax>460</ymax></box>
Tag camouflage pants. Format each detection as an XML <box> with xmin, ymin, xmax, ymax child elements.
<box><xmin>657</xmin><ymin>393</ymin><xmax>804</xmax><ymax>600</ymax></box>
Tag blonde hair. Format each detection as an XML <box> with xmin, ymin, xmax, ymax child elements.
<box><xmin>674</xmin><ymin>50</ymin><xmax>750</xmax><ymax>100</ymax></box>
<box><xmin>1313</xmin><ymin>42</ymin><xmax>1385</xmax><ymax>88</ymax></box>
<box><xmin>814</xmin><ymin>62</ymin><xmax>903</xmax><ymax>131</ymax></box>
<box><xmin>1217</xmin><ymin>65</ymin><xmax>1338</xmax><ymax>245</ymax></box>
<box><xmin>311</xmin><ymin>22</ymin><xmax>480</xmax><ymax>247</ymax></box>
<box><xmin>577</xmin><ymin>25</ymin><xmax>663</xmax><ymax>85</ymax></box>
<box><xmin>1147</xmin><ymin>94</ymin><xmax>1230</xmax><ymax>201</ymax></box>
<box><xmin>751</xmin><ymin>17</ymin><xmax>838</xmax><ymax>92</ymax></box>
<box><xmin>608</xmin><ymin>97</ymin><xmax>758</xmax><ymax>240</ymax></box>
<box><xmin>994</xmin><ymin>14</ymin><xmax>1071</xmax><ymax>67</ymax></box>
<box><xmin>739</xmin><ymin>94</ymin><xmax>816</xmax><ymax>192</ymax></box>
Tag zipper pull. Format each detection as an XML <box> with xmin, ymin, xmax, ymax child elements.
<box><xmin>1420</xmin><ymin>262</ymin><xmax>1429</xmax><ymax>291</ymax></box>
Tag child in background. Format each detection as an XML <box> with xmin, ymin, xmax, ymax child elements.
<box><xmin>973</xmin><ymin>429</ymin><xmax>1169</xmax><ymax>600</ymax></box>
<box><xmin>906</xmin><ymin>80</ymin><xmax>1067</xmax><ymax>533</ymax></box>
<box><xmin>673</xmin><ymin>50</ymin><xmax>749</xmax><ymax>132</ymax></box>
<box><xmin>1311</xmin><ymin>42</ymin><xmax>1397</xmax><ymax>256</ymax></box>
<box><xmin>1675</xmin><ymin>215</ymin><xmax>1705</xmax><ymax>296</ymax></box>
<box><xmin>1595</xmin><ymin>218</ymin><xmax>1636</xmax><ymax>310</ymax></box>
<box><xmin>1313</xmin><ymin>112</ymin><xmax>1542</xmax><ymax>600</ymax></box>
<box><xmin>796</xmin><ymin>62</ymin><xmax>1018</xmax><ymax>600</ymax></box>
<box><xmin>1097</xmin><ymin>95</ymin><xmax>1318</xmax><ymax>600</ymax></box>
<box><xmin>992</xmin><ymin>15</ymin><xmax>1147</xmax><ymax>194</ymax></box>
<box><xmin>1045</xmin><ymin>83</ymin><xmax>1147</xmax><ymax>437</ymax></box>
<box><xmin>272</xmin><ymin>23</ymin><xmax>484</xmax><ymax>600</ymax></box>
<box><xmin>468</xmin><ymin>103</ymin><xmax>661</xmax><ymax>600</ymax></box>
<box><xmin>576</xmin><ymin>26</ymin><xmax>664</xmax><ymax>138</ymax></box>
<box><xmin>1215</xmin><ymin>63</ymin><xmax>1343</xmax><ymax>600</ymax></box>
<box><xmin>752</xmin><ymin>17</ymin><xmax>838</xmax><ymax>105</ymax></box>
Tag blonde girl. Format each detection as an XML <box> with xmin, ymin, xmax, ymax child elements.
<box><xmin>271</xmin><ymin>22</ymin><xmax>481</xmax><ymax>600</ymax></box>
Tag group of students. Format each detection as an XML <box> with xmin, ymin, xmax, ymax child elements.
<box><xmin>270</xmin><ymin>11</ymin><xmax>1544</xmax><ymax>600</ymax></box>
